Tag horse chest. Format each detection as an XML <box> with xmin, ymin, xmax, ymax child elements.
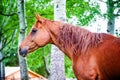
<box><xmin>72</xmin><ymin>56</ymin><xmax>99</xmax><ymax>80</ymax></box>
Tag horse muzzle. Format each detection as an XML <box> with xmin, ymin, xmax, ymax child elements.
<box><xmin>19</xmin><ymin>48</ymin><xmax>28</xmax><ymax>57</ymax></box>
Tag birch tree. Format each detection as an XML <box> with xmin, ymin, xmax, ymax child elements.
<box><xmin>0</xmin><ymin>1</ymin><xmax>5</xmax><ymax>80</ymax></box>
<box><xmin>18</xmin><ymin>0</ymin><xmax>29</xmax><ymax>79</ymax></box>
<box><xmin>0</xmin><ymin>42</ymin><xmax>5</xmax><ymax>80</ymax></box>
<box><xmin>49</xmin><ymin>0</ymin><xmax>66</xmax><ymax>80</ymax></box>
<box><xmin>107</xmin><ymin>0</ymin><xmax>115</xmax><ymax>34</ymax></box>
<box><xmin>106</xmin><ymin>0</ymin><xmax>120</xmax><ymax>35</ymax></box>
<box><xmin>0</xmin><ymin>0</ymin><xmax>17</xmax><ymax>79</ymax></box>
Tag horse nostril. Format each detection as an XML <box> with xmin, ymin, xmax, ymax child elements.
<box><xmin>19</xmin><ymin>48</ymin><xmax>28</xmax><ymax>57</ymax></box>
<box><xmin>19</xmin><ymin>48</ymin><xmax>21</xmax><ymax>52</ymax></box>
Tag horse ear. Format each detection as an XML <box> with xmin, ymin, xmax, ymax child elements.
<box><xmin>36</xmin><ymin>14</ymin><xmax>40</xmax><ymax>20</ymax></box>
<box><xmin>36</xmin><ymin>14</ymin><xmax>44</xmax><ymax>23</ymax></box>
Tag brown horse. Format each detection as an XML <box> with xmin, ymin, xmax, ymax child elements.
<box><xmin>19</xmin><ymin>14</ymin><xmax>120</xmax><ymax>80</ymax></box>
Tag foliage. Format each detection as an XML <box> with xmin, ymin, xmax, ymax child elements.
<box><xmin>65</xmin><ymin>56</ymin><xmax>75</xmax><ymax>78</ymax></box>
<box><xmin>66</xmin><ymin>0</ymin><xmax>101</xmax><ymax>26</ymax></box>
<box><xmin>26</xmin><ymin>0</ymin><xmax>53</xmax><ymax>32</ymax></box>
<box><xmin>27</xmin><ymin>45</ymin><xmax>51</xmax><ymax>77</ymax></box>
<box><xmin>0</xmin><ymin>0</ymin><xmax>19</xmax><ymax>65</ymax></box>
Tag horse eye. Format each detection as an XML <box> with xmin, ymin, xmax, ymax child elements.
<box><xmin>31</xmin><ymin>29</ymin><xmax>37</xmax><ymax>34</ymax></box>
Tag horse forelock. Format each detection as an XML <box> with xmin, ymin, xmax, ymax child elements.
<box><xmin>57</xmin><ymin>23</ymin><xmax>103</xmax><ymax>54</ymax></box>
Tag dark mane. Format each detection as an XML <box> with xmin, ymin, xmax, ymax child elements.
<box><xmin>57</xmin><ymin>23</ymin><xmax>103</xmax><ymax>54</ymax></box>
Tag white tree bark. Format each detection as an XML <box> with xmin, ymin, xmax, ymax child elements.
<box><xmin>49</xmin><ymin>0</ymin><xmax>66</xmax><ymax>80</ymax></box>
<box><xmin>0</xmin><ymin>40</ymin><xmax>5</xmax><ymax>80</ymax></box>
<box><xmin>18</xmin><ymin>0</ymin><xmax>29</xmax><ymax>80</ymax></box>
<box><xmin>107</xmin><ymin>0</ymin><xmax>115</xmax><ymax>35</ymax></box>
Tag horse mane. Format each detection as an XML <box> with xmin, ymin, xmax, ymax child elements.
<box><xmin>57</xmin><ymin>23</ymin><xmax>103</xmax><ymax>54</ymax></box>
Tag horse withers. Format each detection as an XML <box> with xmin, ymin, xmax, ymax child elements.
<box><xmin>19</xmin><ymin>14</ymin><xmax>120</xmax><ymax>80</ymax></box>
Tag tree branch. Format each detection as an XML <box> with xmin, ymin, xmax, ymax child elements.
<box><xmin>114</xmin><ymin>1</ymin><xmax>120</xmax><ymax>4</ymax></box>
<box><xmin>0</xmin><ymin>53</ymin><xmax>11</xmax><ymax>62</ymax></box>
<box><xmin>116</xmin><ymin>9</ymin><xmax>120</xmax><ymax>14</ymax></box>
<box><xmin>3</xmin><ymin>28</ymin><xmax>17</xmax><ymax>49</ymax></box>
<box><xmin>99</xmin><ymin>0</ymin><xmax>107</xmax><ymax>3</ymax></box>
<box><xmin>25</xmin><ymin>13</ymin><xmax>53</xmax><ymax>19</ymax></box>
<box><xmin>114</xmin><ymin>9</ymin><xmax>120</xmax><ymax>17</ymax></box>
<box><xmin>40</xmin><ymin>13</ymin><xmax>53</xmax><ymax>16</ymax></box>
<box><xmin>114</xmin><ymin>14</ymin><xmax>120</xmax><ymax>16</ymax></box>
<box><xmin>1</xmin><ymin>37</ymin><xmax>8</xmax><ymax>50</ymax></box>
<box><xmin>0</xmin><ymin>12</ymin><xmax>18</xmax><ymax>16</ymax></box>
<box><xmin>42</xmin><ymin>48</ymin><xmax>50</xmax><ymax>75</ymax></box>
<box><xmin>0</xmin><ymin>56</ymin><xmax>6</xmax><ymax>62</ymax></box>
<box><xmin>113</xmin><ymin>0</ymin><xmax>120</xmax><ymax>8</ymax></box>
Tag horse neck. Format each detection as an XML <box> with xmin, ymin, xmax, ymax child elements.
<box><xmin>45</xmin><ymin>21</ymin><xmax>61</xmax><ymax>44</ymax></box>
<box><xmin>46</xmin><ymin>21</ymin><xmax>73</xmax><ymax>60</ymax></box>
<box><xmin>47</xmin><ymin>22</ymin><xmax>72</xmax><ymax>59</ymax></box>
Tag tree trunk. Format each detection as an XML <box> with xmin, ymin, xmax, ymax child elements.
<box><xmin>49</xmin><ymin>0</ymin><xmax>66</xmax><ymax>80</ymax></box>
<box><xmin>17</xmin><ymin>0</ymin><xmax>29</xmax><ymax>80</ymax></box>
<box><xmin>0</xmin><ymin>53</ymin><xmax>5</xmax><ymax>80</ymax></box>
<box><xmin>0</xmin><ymin>3</ymin><xmax>4</xmax><ymax>76</ymax></box>
<box><xmin>0</xmin><ymin>41</ymin><xmax>5</xmax><ymax>80</ymax></box>
<box><xmin>107</xmin><ymin>0</ymin><xmax>115</xmax><ymax>35</ymax></box>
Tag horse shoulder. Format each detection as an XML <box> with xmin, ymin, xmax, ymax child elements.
<box><xmin>72</xmin><ymin>51</ymin><xmax>101</xmax><ymax>80</ymax></box>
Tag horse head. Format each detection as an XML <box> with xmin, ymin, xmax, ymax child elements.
<box><xmin>19</xmin><ymin>14</ymin><xmax>51</xmax><ymax>57</ymax></box>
